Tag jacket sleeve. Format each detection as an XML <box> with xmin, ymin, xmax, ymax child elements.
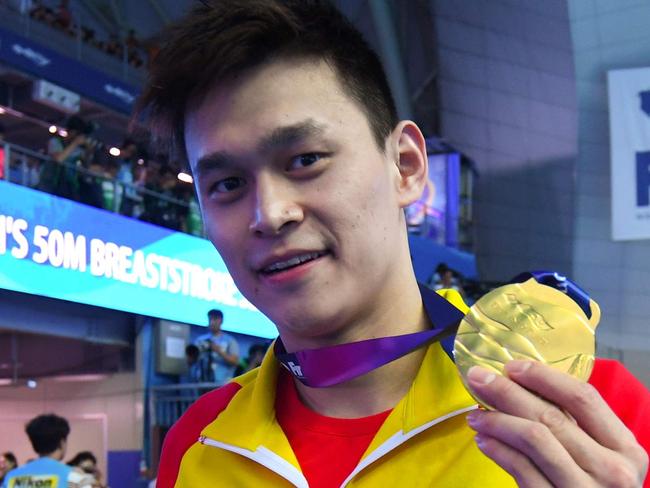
<box><xmin>156</xmin><ymin>382</ymin><xmax>242</xmax><ymax>488</ymax></box>
<box><xmin>589</xmin><ymin>358</ymin><xmax>650</xmax><ymax>485</ymax></box>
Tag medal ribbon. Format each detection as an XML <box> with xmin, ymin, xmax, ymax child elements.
<box><xmin>274</xmin><ymin>284</ymin><xmax>464</xmax><ymax>387</ymax></box>
<box><xmin>510</xmin><ymin>270</ymin><xmax>593</xmax><ymax>319</ymax></box>
<box><xmin>275</xmin><ymin>271</ymin><xmax>593</xmax><ymax>387</ymax></box>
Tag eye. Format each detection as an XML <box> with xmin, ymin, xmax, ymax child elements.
<box><xmin>287</xmin><ymin>153</ymin><xmax>324</xmax><ymax>171</ymax></box>
<box><xmin>212</xmin><ymin>176</ymin><xmax>246</xmax><ymax>194</ymax></box>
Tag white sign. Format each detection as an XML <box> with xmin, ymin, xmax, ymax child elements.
<box><xmin>165</xmin><ymin>337</ymin><xmax>186</xmax><ymax>359</ymax></box>
<box><xmin>12</xmin><ymin>43</ymin><xmax>50</xmax><ymax>66</ymax></box>
<box><xmin>608</xmin><ymin>67</ymin><xmax>650</xmax><ymax>240</ymax></box>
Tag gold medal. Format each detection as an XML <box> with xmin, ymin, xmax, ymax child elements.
<box><xmin>454</xmin><ymin>276</ymin><xmax>600</xmax><ymax>409</ymax></box>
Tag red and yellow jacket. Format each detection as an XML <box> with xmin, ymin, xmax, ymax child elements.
<box><xmin>157</xmin><ymin>295</ymin><xmax>650</xmax><ymax>487</ymax></box>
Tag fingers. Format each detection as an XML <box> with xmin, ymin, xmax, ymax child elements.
<box><xmin>467</xmin><ymin>410</ymin><xmax>591</xmax><ymax>487</ymax></box>
<box><xmin>472</xmin><ymin>433</ymin><xmax>554</xmax><ymax>488</ymax></box>
<box><xmin>467</xmin><ymin>364</ymin><xmax>612</xmax><ymax>476</ymax></box>
<box><xmin>503</xmin><ymin>360</ymin><xmax>638</xmax><ymax>453</ymax></box>
<box><xmin>467</xmin><ymin>362</ymin><xmax>648</xmax><ymax>486</ymax></box>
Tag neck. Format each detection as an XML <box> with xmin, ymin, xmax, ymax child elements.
<box><xmin>292</xmin><ymin>275</ymin><xmax>430</xmax><ymax>418</ymax></box>
<box><xmin>294</xmin><ymin>346</ymin><xmax>427</xmax><ymax>418</ymax></box>
<box><xmin>42</xmin><ymin>449</ymin><xmax>63</xmax><ymax>462</ymax></box>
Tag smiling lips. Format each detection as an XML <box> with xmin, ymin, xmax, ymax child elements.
<box><xmin>258</xmin><ymin>250</ymin><xmax>330</xmax><ymax>276</ymax></box>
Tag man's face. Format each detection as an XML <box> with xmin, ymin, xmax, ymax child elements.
<box><xmin>209</xmin><ymin>315</ymin><xmax>222</xmax><ymax>334</ymax></box>
<box><xmin>185</xmin><ymin>59</ymin><xmax>413</xmax><ymax>344</ymax></box>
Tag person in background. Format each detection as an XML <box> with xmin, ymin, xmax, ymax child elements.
<box><xmin>194</xmin><ymin>309</ymin><xmax>239</xmax><ymax>385</ymax></box>
<box><xmin>140</xmin><ymin>158</ymin><xmax>164</xmax><ymax>225</ymax></box>
<box><xmin>67</xmin><ymin>450</ymin><xmax>104</xmax><ymax>488</ymax></box>
<box><xmin>180</xmin><ymin>344</ymin><xmax>207</xmax><ymax>383</ymax></box>
<box><xmin>115</xmin><ymin>139</ymin><xmax>143</xmax><ymax>217</ymax></box>
<box><xmin>428</xmin><ymin>262</ymin><xmax>465</xmax><ymax>297</ymax></box>
<box><xmin>40</xmin><ymin>116</ymin><xmax>89</xmax><ymax>200</ymax></box>
<box><xmin>11</xmin><ymin>155</ymin><xmax>42</xmax><ymax>189</ymax></box>
<box><xmin>234</xmin><ymin>343</ymin><xmax>268</xmax><ymax>377</ymax></box>
<box><xmin>1</xmin><ymin>414</ymin><xmax>93</xmax><ymax>488</ymax></box>
<box><xmin>0</xmin><ymin>452</ymin><xmax>17</xmax><ymax>485</ymax></box>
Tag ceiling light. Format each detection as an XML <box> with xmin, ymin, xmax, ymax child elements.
<box><xmin>177</xmin><ymin>172</ymin><xmax>193</xmax><ymax>184</ymax></box>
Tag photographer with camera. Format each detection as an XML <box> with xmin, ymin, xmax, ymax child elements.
<box><xmin>40</xmin><ymin>116</ymin><xmax>95</xmax><ymax>201</ymax></box>
<box><xmin>193</xmin><ymin>309</ymin><xmax>240</xmax><ymax>386</ymax></box>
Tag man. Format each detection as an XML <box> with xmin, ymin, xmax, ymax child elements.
<box><xmin>2</xmin><ymin>414</ymin><xmax>93</xmax><ymax>488</ymax></box>
<box><xmin>0</xmin><ymin>453</ymin><xmax>17</xmax><ymax>485</ymax></box>
<box><xmin>194</xmin><ymin>309</ymin><xmax>240</xmax><ymax>385</ymax></box>
<box><xmin>136</xmin><ymin>1</ymin><xmax>649</xmax><ymax>486</ymax></box>
<box><xmin>40</xmin><ymin>116</ymin><xmax>89</xmax><ymax>200</ymax></box>
<box><xmin>114</xmin><ymin>138</ymin><xmax>143</xmax><ymax>217</ymax></box>
<box><xmin>234</xmin><ymin>343</ymin><xmax>269</xmax><ymax>376</ymax></box>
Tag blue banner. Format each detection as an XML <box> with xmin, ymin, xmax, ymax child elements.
<box><xmin>0</xmin><ymin>181</ymin><xmax>277</xmax><ymax>338</ymax></box>
<box><xmin>0</xmin><ymin>26</ymin><xmax>138</xmax><ymax>114</ymax></box>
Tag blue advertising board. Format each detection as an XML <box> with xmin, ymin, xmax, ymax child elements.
<box><xmin>0</xmin><ymin>26</ymin><xmax>138</xmax><ymax>114</ymax></box>
<box><xmin>0</xmin><ymin>181</ymin><xmax>278</xmax><ymax>338</ymax></box>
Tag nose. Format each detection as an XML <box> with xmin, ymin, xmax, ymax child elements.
<box><xmin>248</xmin><ymin>174</ymin><xmax>303</xmax><ymax>236</ymax></box>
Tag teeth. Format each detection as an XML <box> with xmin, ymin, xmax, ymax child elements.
<box><xmin>265</xmin><ymin>252</ymin><xmax>324</xmax><ymax>273</ymax></box>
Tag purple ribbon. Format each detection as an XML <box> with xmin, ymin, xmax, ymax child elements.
<box><xmin>274</xmin><ymin>284</ymin><xmax>464</xmax><ymax>387</ymax></box>
<box><xmin>275</xmin><ymin>271</ymin><xmax>594</xmax><ymax>388</ymax></box>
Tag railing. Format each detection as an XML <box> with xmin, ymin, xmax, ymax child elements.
<box><xmin>151</xmin><ymin>383</ymin><xmax>222</xmax><ymax>428</ymax></box>
<box><xmin>1</xmin><ymin>141</ymin><xmax>203</xmax><ymax>237</ymax></box>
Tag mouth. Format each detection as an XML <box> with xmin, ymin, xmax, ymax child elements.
<box><xmin>258</xmin><ymin>250</ymin><xmax>330</xmax><ymax>277</ymax></box>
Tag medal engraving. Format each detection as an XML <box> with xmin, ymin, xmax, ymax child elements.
<box><xmin>454</xmin><ymin>277</ymin><xmax>600</xmax><ymax>409</ymax></box>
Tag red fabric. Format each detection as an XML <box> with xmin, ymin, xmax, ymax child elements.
<box><xmin>275</xmin><ymin>370</ymin><xmax>391</xmax><ymax>488</ymax></box>
<box><xmin>156</xmin><ymin>382</ymin><xmax>241</xmax><ymax>488</ymax></box>
<box><xmin>589</xmin><ymin>358</ymin><xmax>650</xmax><ymax>486</ymax></box>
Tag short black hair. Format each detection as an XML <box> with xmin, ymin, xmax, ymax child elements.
<box><xmin>207</xmin><ymin>309</ymin><xmax>223</xmax><ymax>320</ymax></box>
<box><xmin>248</xmin><ymin>343</ymin><xmax>268</xmax><ymax>357</ymax></box>
<box><xmin>2</xmin><ymin>452</ymin><xmax>17</xmax><ymax>468</ymax></box>
<box><xmin>135</xmin><ymin>0</ymin><xmax>398</xmax><ymax>165</ymax></box>
<box><xmin>185</xmin><ymin>344</ymin><xmax>200</xmax><ymax>358</ymax></box>
<box><xmin>25</xmin><ymin>414</ymin><xmax>70</xmax><ymax>456</ymax></box>
<box><xmin>67</xmin><ymin>451</ymin><xmax>97</xmax><ymax>467</ymax></box>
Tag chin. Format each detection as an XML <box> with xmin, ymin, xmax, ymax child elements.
<box><xmin>269</xmin><ymin>299</ymin><xmax>350</xmax><ymax>342</ymax></box>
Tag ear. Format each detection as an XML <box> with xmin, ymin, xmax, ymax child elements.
<box><xmin>389</xmin><ymin>121</ymin><xmax>428</xmax><ymax>208</ymax></box>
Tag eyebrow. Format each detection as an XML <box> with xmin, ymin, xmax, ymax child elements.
<box><xmin>194</xmin><ymin>119</ymin><xmax>328</xmax><ymax>178</ymax></box>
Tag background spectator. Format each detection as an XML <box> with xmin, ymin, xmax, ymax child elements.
<box><xmin>67</xmin><ymin>450</ymin><xmax>104</xmax><ymax>488</ymax></box>
<box><xmin>2</xmin><ymin>414</ymin><xmax>94</xmax><ymax>488</ymax></box>
<box><xmin>115</xmin><ymin>139</ymin><xmax>143</xmax><ymax>217</ymax></box>
<box><xmin>234</xmin><ymin>343</ymin><xmax>268</xmax><ymax>377</ymax></box>
<box><xmin>179</xmin><ymin>344</ymin><xmax>208</xmax><ymax>384</ymax></box>
<box><xmin>40</xmin><ymin>116</ymin><xmax>88</xmax><ymax>199</ymax></box>
<box><xmin>428</xmin><ymin>262</ymin><xmax>465</xmax><ymax>297</ymax></box>
<box><xmin>0</xmin><ymin>452</ymin><xmax>18</xmax><ymax>485</ymax></box>
<box><xmin>194</xmin><ymin>309</ymin><xmax>240</xmax><ymax>385</ymax></box>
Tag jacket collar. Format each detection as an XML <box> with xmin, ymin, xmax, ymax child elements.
<box><xmin>200</xmin><ymin>287</ymin><xmax>476</xmax><ymax>466</ymax></box>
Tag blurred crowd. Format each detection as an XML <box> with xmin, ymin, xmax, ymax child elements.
<box><xmin>25</xmin><ymin>0</ymin><xmax>152</xmax><ymax>68</ymax></box>
<box><xmin>1</xmin><ymin>117</ymin><xmax>203</xmax><ymax>236</ymax></box>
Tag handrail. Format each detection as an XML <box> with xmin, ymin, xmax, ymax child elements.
<box><xmin>3</xmin><ymin>140</ymin><xmax>203</xmax><ymax>236</ymax></box>
<box><xmin>151</xmin><ymin>382</ymin><xmax>222</xmax><ymax>392</ymax></box>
